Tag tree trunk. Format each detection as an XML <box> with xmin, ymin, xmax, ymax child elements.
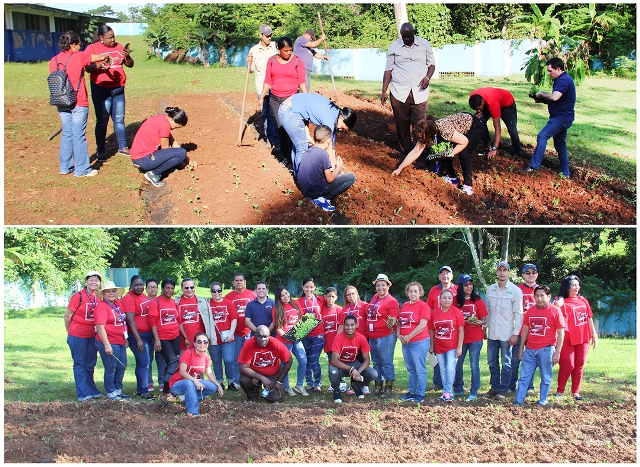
<box><xmin>202</xmin><ymin>44</ymin><xmax>210</xmax><ymax>67</ymax></box>
<box><xmin>478</xmin><ymin>229</ymin><xmax>484</xmax><ymax>264</ymax></box>
<box><xmin>500</xmin><ymin>227</ymin><xmax>511</xmax><ymax>261</ymax></box>
<box><xmin>218</xmin><ymin>45</ymin><xmax>227</xmax><ymax>68</ymax></box>
<box><xmin>463</xmin><ymin>228</ymin><xmax>488</xmax><ymax>290</ymax></box>
<box><xmin>393</xmin><ymin>3</ymin><xmax>408</xmax><ymax>38</ymax></box>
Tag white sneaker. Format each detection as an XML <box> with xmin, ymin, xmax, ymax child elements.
<box><xmin>294</xmin><ymin>386</ymin><xmax>309</xmax><ymax>396</ymax></box>
<box><xmin>339</xmin><ymin>382</ymin><xmax>348</xmax><ymax>392</ymax></box>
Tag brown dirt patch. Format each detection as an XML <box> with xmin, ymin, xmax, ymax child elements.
<box><xmin>4</xmin><ymin>398</ymin><xmax>635</xmax><ymax>463</ymax></box>
<box><xmin>4</xmin><ymin>88</ymin><xmax>635</xmax><ymax>225</ymax></box>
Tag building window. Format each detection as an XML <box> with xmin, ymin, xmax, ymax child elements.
<box><xmin>54</xmin><ymin>17</ymin><xmax>75</xmax><ymax>33</ymax></box>
<box><xmin>12</xmin><ymin>12</ymin><xmax>50</xmax><ymax>32</ymax></box>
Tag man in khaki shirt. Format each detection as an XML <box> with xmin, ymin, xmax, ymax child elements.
<box><xmin>247</xmin><ymin>24</ymin><xmax>280</xmax><ymax>153</ymax></box>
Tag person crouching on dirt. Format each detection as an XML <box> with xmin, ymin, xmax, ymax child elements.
<box><xmin>297</xmin><ymin>125</ymin><xmax>356</xmax><ymax>212</ymax></box>
<box><xmin>238</xmin><ymin>325</ymin><xmax>292</xmax><ymax>402</ymax></box>
<box><xmin>278</xmin><ymin>92</ymin><xmax>356</xmax><ymax>177</ymax></box>
<box><xmin>130</xmin><ymin>107</ymin><xmax>188</xmax><ymax>188</ymax></box>
<box><xmin>167</xmin><ymin>332</ymin><xmax>224</xmax><ymax>417</ymax></box>
<box><xmin>391</xmin><ymin>113</ymin><xmax>484</xmax><ymax>196</ymax></box>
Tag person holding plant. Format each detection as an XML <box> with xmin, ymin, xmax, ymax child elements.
<box><xmin>554</xmin><ymin>275</ymin><xmax>598</xmax><ymax>401</ymax></box>
<box><xmin>296</xmin><ymin>277</ymin><xmax>326</xmax><ymax>393</ymax></box>
<box><xmin>168</xmin><ymin>332</ymin><xmax>224</xmax><ymax>417</ymax></box>
<box><xmin>120</xmin><ymin>275</ymin><xmax>153</xmax><ymax>399</ymax></box>
<box><xmin>453</xmin><ymin>274</ymin><xmax>488</xmax><ymax>401</ymax></box>
<box><xmin>207</xmin><ymin>282</ymin><xmax>238</xmax><ymax>392</ymax></box>
<box><xmin>428</xmin><ymin>288</ymin><xmax>464</xmax><ymax>402</ymax></box>
<box><xmin>273</xmin><ymin>286</ymin><xmax>307</xmax><ymax>396</ymax></box>
<box><xmin>94</xmin><ymin>280</ymin><xmax>130</xmax><ymax>401</ymax></box>
<box><xmin>397</xmin><ymin>281</ymin><xmax>430</xmax><ymax>403</ymax></box>
<box><xmin>64</xmin><ymin>270</ymin><xmax>104</xmax><ymax>401</ymax></box>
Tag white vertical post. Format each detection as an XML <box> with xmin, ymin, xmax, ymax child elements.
<box><xmin>474</xmin><ymin>42</ymin><xmax>481</xmax><ymax>77</ymax></box>
<box><xmin>504</xmin><ymin>39</ymin><xmax>511</xmax><ymax>77</ymax></box>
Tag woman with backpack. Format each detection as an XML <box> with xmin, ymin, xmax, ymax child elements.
<box><xmin>48</xmin><ymin>31</ymin><xmax>110</xmax><ymax>177</ymax></box>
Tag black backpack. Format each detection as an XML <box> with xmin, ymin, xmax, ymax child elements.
<box><xmin>164</xmin><ymin>348</ymin><xmax>197</xmax><ymax>382</ymax></box>
<box><xmin>48</xmin><ymin>53</ymin><xmax>83</xmax><ymax>106</ymax></box>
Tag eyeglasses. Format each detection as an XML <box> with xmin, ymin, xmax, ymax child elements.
<box><xmin>183</xmin><ymin>286</ymin><xmax>195</xmax><ymax>290</ymax></box>
<box><xmin>195</xmin><ymin>339</ymin><xmax>209</xmax><ymax>344</ymax></box>
<box><xmin>524</xmin><ymin>271</ymin><xmax>538</xmax><ymax>275</ymax></box>
<box><xmin>211</xmin><ymin>289</ymin><xmax>222</xmax><ymax>293</ymax></box>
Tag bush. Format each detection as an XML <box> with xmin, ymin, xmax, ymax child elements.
<box><xmin>613</xmin><ymin>56</ymin><xmax>637</xmax><ymax>79</ymax></box>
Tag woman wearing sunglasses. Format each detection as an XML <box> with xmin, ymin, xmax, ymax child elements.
<box><xmin>176</xmin><ymin>278</ymin><xmax>207</xmax><ymax>353</ymax></box>
<box><xmin>208</xmin><ymin>282</ymin><xmax>238</xmax><ymax>392</ymax></box>
<box><xmin>168</xmin><ymin>332</ymin><xmax>224</xmax><ymax>417</ymax></box>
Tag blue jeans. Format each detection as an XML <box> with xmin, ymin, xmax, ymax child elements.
<box><xmin>57</xmin><ymin>105</ymin><xmax>92</xmax><ymax>176</ymax></box>
<box><xmin>260</xmin><ymin>92</ymin><xmax>280</xmax><ymax>147</ymax></box>
<box><xmin>67</xmin><ymin>335</ymin><xmax>101</xmax><ymax>400</ymax></box>
<box><xmin>208</xmin><ymin>342</ymin><xmax>235</xmax><ymax>383</ymax></box>
<box><xmin>318</xmin><ymin>173</ymin><xmax>357</xmax><ymax>201</ymax></box>
<box><xmin>127</xmin><ymin>332</ymin><xmax>152</xmax><ymax>395</ymax></box>
<box><xmin>432</xmin><ymin>363</ymin><xmax>443</xmax><ymax>388</ymax></box>
<box><xmin>90</xmin><ymin>82</ymin><xmax>127</xmax><ymax>153</ymax></box>
<box><xmin>95</xmin><ymin>340</ymin><xmax>127</xmax><ymax>398</ymax></box>
<box><xmin>369</xmin><ymin>332</ymin><xmax>397</xmax><ymax>381</ymax></box>
<box><xmin>170</xmin><ymin>379</ymin><xmax>219</xmax><ymax>416</ymax></box>
<box><xmin>436</xmin><ymin>348</ymin><xmax>458</xmax><ymax>394</ymax></box>
<box><xmin>453</xmin><ymin>339</ymin><xmax>483</xmax><ymax>395</ymax></box>
<box><xmin>514</xmin><ymin>345</ymin><xmax>555</xmax><ymax>404</ymax></box>
<box><xmin>329</xmin><ymin>362</ymin><xmax>377</xmax><ymax>389</ymax></box>
<box><xmin>233</xmin><ymin>334</ymin><xmax>250</xmax><ymax>383</ymax></box>
<box><xmin>283</xmin><ymin>341</ymin><xmax>307</xmax><ymax>388</ymax></box>
<box><xmin>401</xmin><ymin>337</ymin><xmax>429</xmax><ymax>397</ymax></box>
<box><xmin>150</xmin><ymin>351</ymin><xmax>166</xmax><ymax>387</ymax></box>
<box><xmin>487</xmin><ymin>338</ymin><xmax>513</xmax><ymax>393</ymax></box>
<box><xmin>302</xmin><ymin>334</ymin><xmax>324</xmax><ymax>387</ymax></box>
<box><xmin>133</xmin><ymin>148</ymin><xmax>187</xmax><ymax>176</ymax></box>
<box><xmin>510</xmin><ymin>335</ymin><xmax>535</xmax><ymax>391</ymax></box>
<box><xmin>278</xmin><ymin>103</ymin><xmax>311</xmax><ymax>177</ymax></box>
<box><xmin>529</xmin><ymin>116</ymin><xmax>572</xmax><ymax>177</ymax></box>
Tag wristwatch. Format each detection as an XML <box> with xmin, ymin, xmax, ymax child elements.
<box><xmin>491</xmin><ymin>145</ymin><xmax>498</xmax><ymax>151</ymax></box>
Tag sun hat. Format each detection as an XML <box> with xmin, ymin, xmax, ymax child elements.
<box><xmin>96</xmin><ymin>280</ymin><xmax>125</xmax><ymax>299</ymax></box>
<box><xmin>259</xmin><ymin>24</ymin><xmax>273</xmax><ymax>36</ymax></box>
<box><xmin>85</xmin><ymin>270</ymin><xmax>102</xmax><ymax>281</ymax></box>
<box><xmin>522</xmin><ymin>263</ymin><xmax>538</xmax><ymax>273</ymax></box>
<box><xmin>457</xmin><ymin>274</ymin><xmax>473</xmax><ymax>285</ymax></box>
<box><xmin>372</xmin><ymin>274</ymin><xmax>391</xmax><ymax>286</ymax></box>
<box><xmin>497</xmin><ymin>261</ymin><xmax>511</xmax><ymax>270</ymax></box>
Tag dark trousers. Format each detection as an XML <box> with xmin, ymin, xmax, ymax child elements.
<box><xmin>440</xmin><ymin>114</ymin><xmax>484</xmax><ymax>187</ymax></box>
<box><xmin>480</xmin><ymin>103</ymin><xmax>521</xmax><ymax>155</ymax></box>
<box><xmin>390</xmin><ymin>91</ymin><xmax>428</xmax><ymax>155</ymax></box>
<box><xmin>269</xmin><ymin>93</ymin><xmax>293</xmax><ymax>165</ymax></box>
<box><xmin>318</xmin><ymin>173</ymin><xmax>356</xmax><ymax>200</ymax></box>
<box><xmin>239</xmin><ymin>373</ymin><xmax>279</xmax><ymax>401</ymax></box>
<box><xmin>159</xmin><ymin>336</ymin><xmax>180</xmax><ymax>394</ymax></box>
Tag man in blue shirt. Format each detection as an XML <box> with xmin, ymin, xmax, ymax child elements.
<box><xmin>244</xmin><ymin>281</ymin><xmax>275</xmax><ymax>336</ymax></box>
<box><xmin>522</xmin><ymin>57</ymin><xmax>576</xmax><ymax>177</ymax></box>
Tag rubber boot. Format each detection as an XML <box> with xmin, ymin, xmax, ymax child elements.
<box><xmin>380</xmin><ymin>380</ymin><xmax>394</xmax><ymax>398</ymax></box>
<box><xmin>373</xmin><ymin>381</ymin><xmax>383</xmax><ymax>396</ymax></box>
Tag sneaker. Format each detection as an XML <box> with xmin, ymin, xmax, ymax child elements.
<box><xmin>311</xmin><ymin>197</ymin><xmax>336</xmax><ymax>212</ymax></box>
<box><xmin>573</xmin><ymin>394</ymin><xmax>584</xmax><ymax>401</ymax></box>
<box><xmin>76</xmin><ymin>169</ymin><xmax>98</xmax><ymax>178</ymax></box>
<box><xmin>118</xmin><ymin>147</ymin><xmax>131</xmax><ymax>156</ymax></box>
<box><xmin>362</xmin><ymin>386</ymin><xmax>370</xmax><ymax>395</ymax></box>
<box><xmin>438</xmin><ymin>394</ymin><xmax>446</xmax><ymax>401</ymax></box>
<box><xmin>333</xmin><ymin>390</ymin><xmax>342</xmax><ymax>403</ymax></box>
<box><xmin>412</xmin><ymin>395</ymin><xmax>425</xmax><ymax>403</ymax></box>
<box><xmin>453</xmin><ymin>391</ymin><xmax>465</xmax><ymax>397</ymax></box>
<box><xmin>536</xmin><ymin>400</ymin><xmax>549</xmax><ymax>406</ymax></box>
<box><xmin>401</xmin><ymin>392</ymin><xmax>416</xmax><ymax>401</ymax></box>
<box><xmin>144</xmin><ymin>171</ymin><xmax>165</xmax><ymax>187</ymax></box>
<box><xmin>91</xmin><ymin>393</ymin><xmax>104</xmax><ymax>399</ymax></box>
<box><xmin>443</xmin><ymin>393</ymin><xmax>454</xmax><ymax>402</ymax></box>
<box><xmin>352</xmin><ymin>383</ymin><xmax>364</xmax><ymax>399</ymax></box>
<box><xmin>553</xmin><ymin>392</ymin><xmax>564</xmax><ymax>397</ymax></box>
<box><xmin>339</xmin><ymin>382</ymin><xmax>348</xmax><ymax>392</ymax></box>
<box><xmin>443</xmin><ymin>175</ymin><xmax>459</xmax><ymax>186</ymax></box>
<box><xmin>138</xmin><ymin>393</ymin><xmax>154</xmax><ymax>400</ymax></box>
<box><xmin>346</xmin><ymin>388</ymin><xmax>355</xmax><ymax>395</ymax></box>
<box><xmin>285</xmin><ymin>388</ymin><xmax>296</xmax><ymax>396</ymax></box>
<box><xmin>494</xmin><ymin>392</ymin><xmax>506</xmax><ymax>401</ymax></box>
<box><xmin>164</xmin><ymin>394</ymin><xmax>177</xmax><ymax>402</ymax></box>
<box><xmin>465</xmin><ymin>394</ymin><xmax>478</xmax><ymax>402</ymax></box>
<box><xmin>460</xmin><ymin>184</ymin><xmax>473</xmax><ymax>195</ymax></box>
<box><xmin>526</xmin><ymin>389</ymin><xmax>535</xmax><ymax>397</ymax></box>
<box><xmin>520</xmin><ymin>166</ymin><xmax>536</xmax><ymax>174</ymax></box>
<box><xmin>293</xmin><ymin>386</ymin><xmax>309</xmax><ymax>396</ymax></box>
<box><xmin>116</xmin><ymin>394</ymin><xmax>131</xmax><ymax>400</ymax></box>
<box><xmin>227</xmin><ymin>382</ymin><xmax>238</xmax><ymax>392</ymax></box>
<box><xmin>147</xmin><ymin>385</ymin><xmax>155</xmax><ymax>392</ymax></box>
<box><xmin>483</xmin><ymin>389</ymin><xmax>499</xmax><ymax>398</ymax></box>
<box><xmin>176</xmin><ymin>394</ymin><xmax>185</xmax><ymax>401</ymax></box>
<box><xmin>60</xmin><ymin>167</ymin><xmax>74</xmax><ymax>175</ymax></box>
<box><xmin>311</xmin><ymin>386</ymin><xmax>322</xmax><ymax>393</ymax></box>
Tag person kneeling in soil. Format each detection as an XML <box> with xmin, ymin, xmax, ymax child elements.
<box><xmin>238</xmin><ymin>325</ymin><xmax>292</xmax><ymax>402</ymax></box>
<box><xmin>168</xmin><ymin>332</ymin><xmax>224</xmax><ymax>417</ymax></box>
<box><xmin>329</xmin><ymin>315</ymin><xmax>377</xmax><ymax>403</ymax></box>
<box><xmin>297</xmin><ymin>125</ymin><xmax>356</xmax><ymax>212</ymax></box>
<box><xmin>130</xmin><ymin>107</ymin><xmax>188</xmax><ymax>188</ymax></box>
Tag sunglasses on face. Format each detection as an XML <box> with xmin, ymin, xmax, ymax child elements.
<box><xmin>196</xmin><ymin>339</ymin><xmax>209</xmax><ymax>344</ymax></box>
<box><xmin>524</xmin><ymin>271</ymin><xmax>537</xmax><ymax>275</ymax></box>
<box><xmin>211</xmin><ymin>289</ymin><xmax>222</xmax><ymax>293</ymax></box>
<box><xmin>183</xmin><ymin>286</ymin><xmax>195</xmax><ymax>290</ymax></box>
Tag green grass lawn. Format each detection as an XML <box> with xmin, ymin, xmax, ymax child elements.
<box><xmin>5</xmin><ymin>305</ymin><xmax>635</xmax><ymax>404</ymax></box>
<box><xmin>4</xmin><ymin>35</ymin><xmax>635</xmax><ymax>185</ymax></box>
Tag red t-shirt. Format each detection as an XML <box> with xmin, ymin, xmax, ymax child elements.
<box><xmin>88</xmin><ymin>41</ymin><xmax>128</xmax><ymax>88</ymax></box>
<box><xmin>67</xmin><ymin>289</ymin><xmax>101</xmax><ymax>338</ymax></box>
<box><xmin>225</xmin><ymin>289</ymin><xmax>258</xmax><ymax>337</ymax></box>
<box><xmin>238</xmin><ymin>337</ymin><xmax>291</xmax><ymax>377</ymax></box>
<box><xmin>264</xmin><ymin>54</ymin><xmax>306</xmax><ymax>98</ymax></box>
<box><xmin>120</xmin><ymin>291</ymin><xmax>151</xmax><ymax>333</ymax></box>
<box><xmin>426</xmin><ymin>284</ymin><xmax>458</xmax><ymax>310</ymax></box>
<box><xmin>296</xmin><ymin>294</ymin><xmax>326</xmax><ymax>337</ymax></box>
<box><xmin>321</xmin><ymin>304</ymin><xmax>342</xmax><ymax>352</ymax></box>
<box><xmin>148</xmin><ymin>296</ymin><xmax>181</xmax><ymax>340</ymax></box>
<box><xmin>460</xmin><ymin>298</ymin><xmax>488</xmax><ymax>344</ymax></box>
<box><xmin>469</xmin><ymin>87</ymin><xmax>515</xmax><ymax>119</ymax></box>
<box><xmin>560</xmin><ymin>296</ymin><xmax>593</xmax><ymax>345</ymax></box>
<box><xmin>523</xmin><ymin>303</ymin><xmax>565</xmax><ymax>350</ymax></box>
<box><xmin>130</xmin><ymin>114</ymin><xmax>171</xmax><ymax>159</ymax></box>
<box><xmin>341</xmin><ymin>301</ymin><xmax>369</xmax><ymax>337</ymax></box>
<box><xmin>428</xmin><ymin>306</ymin><xmax>465</xmax><ymax>354</ymax></box>
<box><xmin>209</xmin><ymin>298</ymin><xmax>238</xmax><ymax>342</ymax></box>
<box><xmin>272</xmin><ymin>303</ymin><xmax>301</xmax><ymax>343</ymax></box>
<box><xmin>398</xmin><ymin>300</ymin><xmax>431</xmax><ymax>342</ymax></box>
<box><xmin>365</xmin><ymin>293</ymin><xmax>399</xmax><ymax>339</ymax></box>
<box><xmin>517</xmin><ymin>283</ymin><xmax>537</xmax><ymax>335</ymax></box>
<box><xmin>168</xmin><ymin>348</ymin><xmax>210</xmax><ymax>390</ymax></box>
<box><xmin>330</xmin><ymin>331</ymin><xmax>370</xmax><ymax>365</ymax></box>
<box><xmin>178</xmin><ymin>296</ymin><xmax>205</xmax><ymax>350</ymax></box>
<box><xmin>93</xmin><ymin>300</ymin><xmax>127</xmax><ymax>345</ymax></box>
<box><xmin>49</xmin><ymin>49</ymin><xmax>92</xmax><ymax>107</ymax></box>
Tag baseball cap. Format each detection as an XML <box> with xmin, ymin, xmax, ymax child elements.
<box><xmin>305</xmin><ymin>29</ymin><xmax>316</xmax><ymax>39</ymax></box>
<box><xmin>522</xmin><ymin>263</ymin><xmax>538</xmax><ymax>273</ymax></box>
<box><xmin>259</xmin><ymin>24</ymin><xmax>273</xmax><ymax>36</ymax></box>
<box><xmin>497</xmin><ymin>261</ymin><xmax>511</xmax><ymax>270</ymax></box>
<box><xmin>439</xmin><ymin>266</ymin><xmax>452</xmax><ymax>273</ymax></box>
<box><xmin>85</xmin><ymin>270</ymin><xmax>102</xmax><ymax>281</ymax></box>
<box><xmin>457</xmin><ymin>274</ymin><xmax>473</xmax><ymax>285</ymax></box>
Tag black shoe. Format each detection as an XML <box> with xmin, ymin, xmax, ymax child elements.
<box><xmin>520</xmin><ymin>166</ymin><xmax>535</xmax><ymax>174</ymax></box>
<box><xmin>138</xmin><ymin>393</ymin><xmax>154</xmax><ymax>400</ymax></box>
<box><xmin>271</xmin><ymin>145</ymin><xmax>281</xmax><ymax>154</ymax></box>
<box><xmin>144</xmin><ymin>171</ymin><xmax>165</xmax><ymax>187</ymax></box>
<box><xmin>351</xmin><ymin>381</ymin><xmax>364</xmax><ymax>399</ymax></box>
<box><xmin>227</xmin><ymin>382</ymin><xmax>238</xmax><ymax>392</ymax></box>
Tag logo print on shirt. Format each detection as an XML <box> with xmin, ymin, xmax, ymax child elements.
<box><xmin>181</xmin><ymin>304</ymin><xmax>200</xmax><ymax>323</ymax></box>
<box><xmin>84</xmin><ymin>302</ymin><xmax>96</xmax><ymax>321</ymax></box>
<box><xmin>573</xmin><ymin>305</ymin><xmax>588</xmax><ymax>326</ymax></box>
<box><xmin>324</xmin><ymin>315</ymin><xmax>338</xmax><ymax>332</ymax></box>
<box><xmin>523</xmin><ymin>294</ymin><xmax>536</xmax><ymax>310</ymax></box>
<box><xmin>529</xmin><ymin>317</ymin><xmax>549</xmax><ymax>336</ymax></box>
<box><xmin>253</xmin><ymin>351</ymin><xmax>276</xmax><ymax>368</ymax></box>
<box><xmin>212</xmin><ymin>307</ymin><xmax>229</xmax><ymax>323</ymax></box>
<box><xmin>461</xmin><ymin>304</ymin><xmax>476</xmax><ymax>320</ymax></box>
<box><xmin>160</xmin><ymin>308</ymin><xmax>178</xmax><ymax>325</ymax></box>
<box><xmin>398</xmin><ymin>311</ymin><xmax>415</xmax><ymax>328</ymax></box>
<box><xmin>140</xmin><ymin>300</ymin><xmax>150</xmax><ymax>317</ymax></box>
<box><xmin>434</xmin><ymin>320</ymin><xmax>453</xmax><ymax>339</ymax></box>
<box><xmin>338</xmin><ymin>345</ymin><xmax>358</xmax><ymax>362</ymax></box>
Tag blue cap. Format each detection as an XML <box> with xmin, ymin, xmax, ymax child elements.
<box><xmin>439</xmin><ymin>265</ymin><xmax>452</xmax><ymax>273</ymax></box>
<box><xmin>457</xmin><ymin>274</ymin><xmax>473</xmax><ymax>285</ymax></box>
<box><xmin>522</xmin><ymin>263</ymin><xmax>537</xmax><ymax>273</ymax></box>
<box><xmin>497</xmin><ymin>261</ymin><xmax>510</xmax><ymax>270</ymax></box>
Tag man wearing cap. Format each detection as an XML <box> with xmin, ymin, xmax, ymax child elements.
<box><xmin>247</xmin><ymin>24</ymin><xmax>280</xmax><ymax>153</ymax></box>
<box><xmin>426</xmin><ymin>266</ymin><xmax>457</xmax><ymax>391</ymax></box>
<box><xmin>484</xmin><ymin>261</ymin><xmax>523</xmax><ymax>400</ymax></box>
<box><xmin>381</xmin><ymin>22</ymin><xmax>436</xmax><ymax>156</ymax></box>
<box><xmin>366</xmin><ymin>274</ymin><xmax>399</xmax><ymax>397</ymax></box>
<box><xmin>510</xmin><ymin>263</ymin><xmax>539</xmax><ymax>395</ymax></box>
<box><xmin>293</xmin><ymin>29</ymin><xmax>329</xmax><ymax>91</ymax></box>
